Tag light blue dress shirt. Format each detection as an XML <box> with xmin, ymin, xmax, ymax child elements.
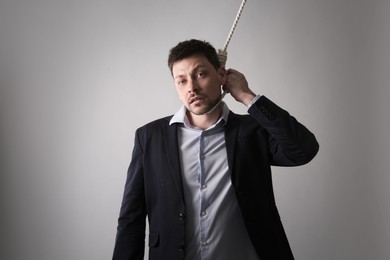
<box><xmin>169</xmin><ymin>102</ymin><xmax>260</xmax><ymax>260</ymax></box>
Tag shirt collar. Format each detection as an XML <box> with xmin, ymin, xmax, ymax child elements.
<box><xmin>169</xmin><ymin>102</ymin><xmax>230</xmax><ymax>128</ymax></box>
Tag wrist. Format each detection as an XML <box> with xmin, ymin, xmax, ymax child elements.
<box><xmin>241</xmin><ymin>92</ymin><xmax>257</xmax><ymax>106</ymax></box>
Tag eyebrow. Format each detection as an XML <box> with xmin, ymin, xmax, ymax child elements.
<box><xmin>173</xmin><ymin>64</ymin><xmax>208</xmax><ymax>79</ymax></box>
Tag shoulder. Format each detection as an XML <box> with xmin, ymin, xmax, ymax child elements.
<box><xmin>135</xmin><ymin>115</ymin><xmax>174</xmax><ymax>136</ymax></box>
<box><xmin>227</xmin><ymin>111</ymin><xmax>267</xmax><ymax>133</ymax></box>
<box><xmin>228</xmin><ymin>111</ymin><xmax>259</xmax><ymax>126</ymax></box>
<box><xmin>141</xmin><ymin>115</ymin><xmax>172</xmax><ymax>128</ymax></box>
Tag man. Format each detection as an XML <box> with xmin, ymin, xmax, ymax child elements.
<box><xmin>113</xmin><ymin>39</ymin><xmax>319</xmax><ymax>260</ymax></box>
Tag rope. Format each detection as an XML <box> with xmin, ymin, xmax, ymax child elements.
<box><xmin>218</xmin><ymin>0</ymin><xmax>247</xmax><ymax>66</ymax></box>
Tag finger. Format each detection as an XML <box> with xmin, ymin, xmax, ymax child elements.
<box><xmin>227</xmin><ymin>68</ymin><xmax>239</xmax><ymax>74</ymax></box>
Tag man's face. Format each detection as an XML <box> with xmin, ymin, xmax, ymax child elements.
<box><xmin>172</xmin><ymin>55</ymin><xmax>226</xmax><ymax>116</ymax></box>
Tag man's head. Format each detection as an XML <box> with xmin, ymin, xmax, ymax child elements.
<box><xmin>168</xmin><ymin>39</ymin><xmax>227</xmax><ymax>117</ymax></box>
<box><xmin>168</xmin><ymin>39</ymin><xmax>221</xmax><ymax>74</ymax></box>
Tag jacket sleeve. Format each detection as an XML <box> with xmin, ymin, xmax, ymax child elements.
<box><xmin>248</xmin><ymin>96</ymin><xmax>319</xmax><ymax>166</ymax></box>
<box><xmin>113</xmin><ymin>128</ymin><xmax>146</xmax><ymax>260</ymax></box>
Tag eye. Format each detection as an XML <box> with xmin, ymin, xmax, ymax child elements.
<box><xmin>176</xmin><ymin>79</ymin><xmax>186</xmax><ymax>86</ymax></box>
<box><xmin>196</xmin><ymin>71</ymin><xmax>206</xmax><ymax>78</ymax></box>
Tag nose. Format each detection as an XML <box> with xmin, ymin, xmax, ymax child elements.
<box><xmin>187</xmin><ymin>78</ymin><xmax>199</xmax><ymax>93</ymax></box>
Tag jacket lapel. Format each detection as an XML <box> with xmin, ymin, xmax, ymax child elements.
<box><xmin>225</xmin><ymin>112</ymin><xmax>240</xmax><ymax>188</ymax></box>
<box><xmin>163</xmin><ymin>122</ymin><xmax>185</xmax><ymax>202</ymax></box>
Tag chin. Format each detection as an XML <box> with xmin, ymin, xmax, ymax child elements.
<box><xmin>188</xmin><ymin>109</ymin><xmax>206</xmax><ymax>116</ymax></box>
<box><xmin>189</xmin><ymin>105</ymin><xmax>214</xmax><ymax>116</ymax></box>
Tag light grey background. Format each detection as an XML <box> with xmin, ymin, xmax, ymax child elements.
<box><xmin>1</xmin><ymin>0</ymin><xmax>389</xmax><ymax>259</ymax></box>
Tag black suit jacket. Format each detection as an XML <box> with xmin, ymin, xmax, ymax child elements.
<box><xmin>113</xmin><ymin>96</ymin><xmax>319</xmax><ymax>260</ymax></box>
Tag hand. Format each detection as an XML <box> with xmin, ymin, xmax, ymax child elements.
<box><xmin>223</xmin><ymin>69</ymin><xmax>256</xmax><ymax>106</ymax></box>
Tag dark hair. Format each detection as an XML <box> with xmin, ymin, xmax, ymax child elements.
<box><xmin>168</xmin><ymin>39</ymin><xmax>221</xmax><ymax>73</ymax></box>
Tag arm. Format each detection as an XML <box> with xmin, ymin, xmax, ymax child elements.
<box><xmin>224</xmin><ymin>69</ymin><xmax>319</xmax><ymax>166</ymax></box>
<box><xmin>113</xmin><ymin>129</ymin><xmax>146</xmax><ymax>260</ymax></box>
<box><xmin>249</xmin><ymin>96</ymin><xmax>319</xmax><ymax>165</ymax></box>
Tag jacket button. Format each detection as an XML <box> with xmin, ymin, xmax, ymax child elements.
<box><xmin>179</xmin><ymin>212</ymin><xmax>185</xmax><ymax>220</ymax></box>
<box><xmin>178</xmin><ymin>244</ymin><xmax>185</xmax><ymax>251</ymax></box>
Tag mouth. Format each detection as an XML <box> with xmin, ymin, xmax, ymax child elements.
<box><xmin>189</xmin><ymin>96</ymin><xmax>204</xmax><ymax>104</ymax></box>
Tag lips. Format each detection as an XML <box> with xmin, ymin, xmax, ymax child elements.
<box><xmin>189</xmin><ymin>96</ymin><xmax>204</xmax><ymax>104</ymax></box>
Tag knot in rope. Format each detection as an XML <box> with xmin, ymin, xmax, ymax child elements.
<box><xmin>218</xmin><ymin>0</ymin><xmax>247</xmax><ymax>67</ymax></box>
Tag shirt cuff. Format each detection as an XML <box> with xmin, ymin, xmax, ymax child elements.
<box><xmin>247</xmin><ymin>95</ymin><xmax>261</xmax><ymax>108</ymax></box>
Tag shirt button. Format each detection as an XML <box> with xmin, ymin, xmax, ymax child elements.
<box><xmin>201</xmin><ymin>241</ymin><xmax>208</xmax><ymax>246</ymax></box>
<box><xmin>178</xmin><ymin>244</ymin><xmax>185</xmax><ymax>251</ymax></box>
<box><xmin>201</xmin><ymin>211</ymin><xmax>207</xmax><ymax>216</ymax></box>
<box><xmin>200</xmin><ymin>155</ymin><xmax>205</xmax><ymax>160</ymax></box>
<box><xmin>201</xmin><ymin>184</ymin><xmax>207</xmax><ymax>189</ymax></box>
<box><xmin>179</xmin><ymin>213</ymin><xmax>185</xmax><ymax>220</ymax></box>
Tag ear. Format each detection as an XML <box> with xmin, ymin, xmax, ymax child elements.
<box><xmin>217</xmin><ymin>67</ymin><xmax>227</xmax><ymax>85</ymax></box>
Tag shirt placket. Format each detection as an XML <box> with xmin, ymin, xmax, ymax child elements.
<box><xmin>198</xmin><ymin>131</ymin><xmax>210</xmax><ymax>259</ymax></box>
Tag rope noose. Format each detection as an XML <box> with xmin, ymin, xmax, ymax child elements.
<box><xmin>218</xmin><ymin>0</ymin><xmax>247</xmax><ymax>67</ymax></box>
